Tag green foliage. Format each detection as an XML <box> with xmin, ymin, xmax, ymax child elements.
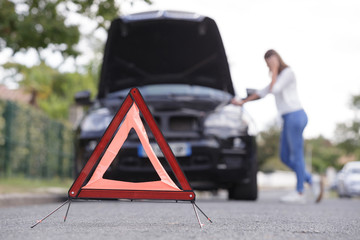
<box><xmin>0</xmin><ymin>0</ymin><xmax>80</xmax><ymax>58</ymax></box>
<box><xmin>0</xmin><ymin>0</ymin><xmax>152</xmax><ymax>58</ymax></box>
<box><xmin>305</xmin><ymin>136</ymin><xmax>343</xmax><ymax>173</ymax></box>
<box><xmin>351</xmin><ymin>95</ymin><xmax>360</xmax><ymax>110</ymax></box>
<box><xmin>335</xmin><ymin>94</ymin><xmax>360</xmax><ymax>159</ymax></box>
<box><xmin>1</xmin><ymin>0</ymin><xmax>151</xmax><ymax>120</ymax></box>
<box><xmin>260</xmin><ymin>156</ymin><xmax>289</xmax><ymax>173</ymax></box>
<box><xmin>3</xmin><ymin>62</ymin><xmax>97</xmax><ymax>119</ymax></box>
<box><xmin>72</xmin><ymin>0</ymin><xmax>120</xmax><ymax>30</ymax></box>
<box><xmin>335</xmin><ymin>122</ymin><xmax>360</xmax><ymax>154</ymax></box>
<box><xmin>257</xmin><ymin>122</ymin><xmax>282</xmax><ymax>172</ymax></box>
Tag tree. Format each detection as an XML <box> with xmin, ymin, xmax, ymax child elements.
<box><xmin>4</xmin><ymin>62</ymin><xmax>54</xmax><ymax>106</ymax></box>
<box><xmin>0</xmin><ymin>0</ymin><xmax>152</xmax><ymax>59</ymax></box>
<box><xmin>256</xmin><ymin>122</ymin><xmax>287</xmax><ymax>172</ymax></box>
<box><xmin>0</xmin><ymin>0</ymin><xmax>151</xmax><ymax>119</ymax></box>
<box><xmin>0</xmin><ymin>0</ymin><xmax>80</xmax><ymax>60</ymax></box>
<box><xmin>335</xmin><ymin>94</ymin><xmax>360</xmax><ymax>158</ymax></box>
<box><xmin>305</xmin><ymin>136</ymin><xmax>343</xmax><ymax>173</ymax></box>
<box><xmin>3</xmin><ymin>62</ymin><xmax>98</xmax><ymax>119</ymax></box>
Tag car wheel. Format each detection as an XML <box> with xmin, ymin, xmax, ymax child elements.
<box><xmin>228</xmin><ymin>161</ymin><xmax>258</xmax><ymax>201</ymax></box>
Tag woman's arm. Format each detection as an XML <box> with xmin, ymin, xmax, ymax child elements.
<box><xmin>231</xmin><ymin>93</ymin><xmax>260</xmax><ymax>106</ymax></box>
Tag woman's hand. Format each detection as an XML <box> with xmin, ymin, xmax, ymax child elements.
<box><xmin>266</xmin><ymin>55</ymin><xmax>279</xmax><ymax>91</ymax></box>
<box><xmin>231</xmin><ymin>98</ymin><xmax>245</xmax><ymax>106</ymax></box>
<box><xmin>266</xmin><ymin>55</ymin><xmax>279</xmax><ymax>72</ymax></box>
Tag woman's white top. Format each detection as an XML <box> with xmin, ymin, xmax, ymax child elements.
<box><xmin>256</xmin><ymin>67</ymin><xmax>303</xmax><ymax>115</ymax></box>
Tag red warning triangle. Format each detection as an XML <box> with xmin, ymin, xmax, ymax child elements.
<box><xmin>68</xmin><ymin>88</ymin><xmax>195</xmax><ymax>201</ymax></box>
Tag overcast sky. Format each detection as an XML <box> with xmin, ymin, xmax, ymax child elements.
<box><xmin>1</xmin><ymin>0</ymin><xmax>359</xmax><ymax>140</ymax></box>
<box><xmin>119</xmin><ymin>0</ymin><xmax>360</xmax><ymax>139</ymax></box>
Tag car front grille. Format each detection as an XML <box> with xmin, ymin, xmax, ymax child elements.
<box><xmin>118</xmin><ymin>155</ymin><xmax>212</xmax><ymax>170</ymax></box>
<box><xmin>169</xmin><ymin>116</ymin><xmax>199</xmax><ymax>131</ymax></box>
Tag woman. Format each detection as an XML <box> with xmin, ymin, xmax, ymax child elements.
<box><xmin>232</xmin><ymin>49</ymin><xmax>322</xmax><ymax>203</ymax></box>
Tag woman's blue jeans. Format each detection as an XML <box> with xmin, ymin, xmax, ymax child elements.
<box><xmin>281</xmin><ymin>109</ymin><xmax>311</xmax><ymax>193</ymax></box>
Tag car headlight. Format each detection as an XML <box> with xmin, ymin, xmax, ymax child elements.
<box><xmin>81</xmin><ymin>108</ymin><xmax>113</xmax><ymax>132</ymax></box>
<box><xmin>233</xmin><ymin>137</ymin><xmax>246</xmax><ymax>148</ymax></box>
<box><xmin>204</xmin><ymin>105</ymin><xmax>248</xmax><ymax>138</ymax></box>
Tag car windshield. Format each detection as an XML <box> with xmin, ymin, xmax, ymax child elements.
<box><xmin>107</xmin><ymin>84</ymin><xmax>232</xmax><ymax>101</ymax></box>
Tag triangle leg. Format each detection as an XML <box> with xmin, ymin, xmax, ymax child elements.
<box><xmin>194</xmin><ymin>202</ymin><xmax>212</xmax><ymax>223</ymax></box>
<box><xmin>192</xmin><ymin>202</ymin><xmax>203</xmax><ymax>228</ymax></box>
<box><xmin>30</xmin><ymin>199</ymin><xmax>70</xmax><ymax>228</ymax></box>
<box><xmin>64</xmin><ymin>199</ymin><xmax>72</xmax><ymax>222</ymax></box>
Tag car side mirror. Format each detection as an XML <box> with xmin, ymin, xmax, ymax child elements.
<box><xmin>75</xmin><ymin>90</ymin><xmax>92</xmax><ymax>106</ymax></box>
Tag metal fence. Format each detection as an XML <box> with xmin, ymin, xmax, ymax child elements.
<box><xmin>0</xmin><ymin>100</ymin><xmax>74</xmax><ymax>179</ymax></box>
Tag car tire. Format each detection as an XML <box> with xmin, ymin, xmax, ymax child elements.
<box><xmin>228</xmin><ymin>160</ymin><xmax>258</xmax><ymax>201</ymax></box>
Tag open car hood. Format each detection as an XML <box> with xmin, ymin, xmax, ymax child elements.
<box><xmin>98</xmin><ymin>11</ymin><xmax>235</xmax><ymax>98</ymax></box>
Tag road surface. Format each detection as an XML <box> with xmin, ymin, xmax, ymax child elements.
<box><xmin>1</xmin><ymin>190</ymin><xmax>359</xmax><ymax>240</ymax></box>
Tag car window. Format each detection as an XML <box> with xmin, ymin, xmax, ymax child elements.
<box><xmin>350</xmin><ymin>168</ymin><xmax>360</xmax><ymax>174</ymax></box>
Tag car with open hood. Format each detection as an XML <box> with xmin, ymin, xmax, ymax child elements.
<box><xmin>74</xmin><ymin>10</ymin><xmax>258</xmax><ymax>200</ymax></box>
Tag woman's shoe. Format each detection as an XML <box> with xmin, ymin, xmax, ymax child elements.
<box><xmin>280</xmin><ymin>191</ymin><xmax>306</xmax><ymax>204</ymax></box>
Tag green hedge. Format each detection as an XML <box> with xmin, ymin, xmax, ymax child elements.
<box><xmin>0</xmin><ymin>100</ymin><xmax>74</xmax><ymax>179</ymax></box>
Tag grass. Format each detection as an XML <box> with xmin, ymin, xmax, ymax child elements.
<box><xmin>0</xmin><ymin>177</ymin><xmax>73</xmax><ymax>194</ymax></box>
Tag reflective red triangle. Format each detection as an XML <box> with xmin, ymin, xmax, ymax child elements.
<box><xmin>68</xmin><ymin>88</ymin><xmax>195</xmax><ymax>201</ymax></box>
<box><xmin>83</xmin><ymin>104</ymin><xmax>179</xmax><ymax>191</ymax></box>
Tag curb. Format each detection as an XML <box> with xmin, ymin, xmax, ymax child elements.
<box><xmin>0</xmin><ymin>193</ymin><xmax>67</xmax><ymax>208</ymax></box>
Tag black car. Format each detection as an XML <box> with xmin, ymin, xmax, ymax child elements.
<box><xmin>75</xmin><ymin>11</ymin><xmax>258</xmax><ymax>200</ymax></box>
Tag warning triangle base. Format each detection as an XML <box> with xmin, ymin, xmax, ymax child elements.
<box><xmin>31</xmin><ymin>198</ymin><xmax>212</xmax><ymax>228</ymax></box>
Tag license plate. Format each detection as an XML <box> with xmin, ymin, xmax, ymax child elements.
<box><xmin>138</xmin><ymin>142</ymin><xmax>191</xmax><ymax>158</ymax></box>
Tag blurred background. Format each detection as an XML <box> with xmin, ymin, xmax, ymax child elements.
<box><xmin>0</xmin><ymin>0</ymin><xmax>359</xmax><ymax>199</ymax></box>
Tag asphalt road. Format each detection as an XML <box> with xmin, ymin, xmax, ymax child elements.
<box><xmin>1</xmin><ymin>190</ymin><xmax>359</xmax><ymax>240</ymax></box>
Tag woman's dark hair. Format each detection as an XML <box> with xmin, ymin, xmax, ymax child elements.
<box><xmin>264</xmin><ymin>49</ymin><xmax>289</xmax><ymax>73</ymax></box>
